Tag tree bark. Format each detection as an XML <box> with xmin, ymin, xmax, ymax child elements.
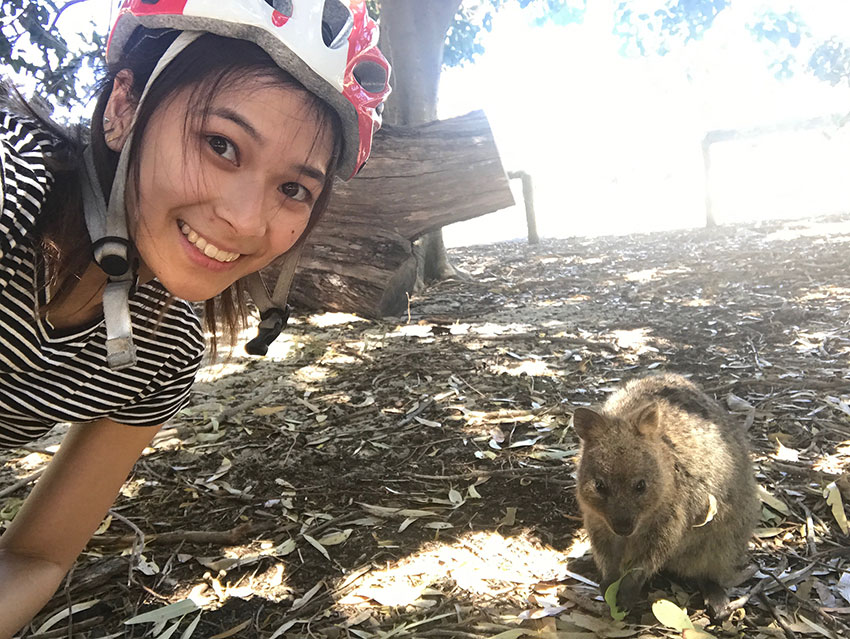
<box><xmin>379</xmin><ymin>0</ymin><xmax>465</xmax><ymax>284</ymax></box>
<box><xmin>279</xmin><ymin>110</ymin><xmax>514</xmax><ymax>317</ymax></box>
<box><xmin>380</xmin><ymin>0</ymin><xmax>461</xmax><ymax>126</ymax></box>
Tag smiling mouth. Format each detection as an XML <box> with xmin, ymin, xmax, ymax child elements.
<box><xmin>180</xmin><ymin>222</ymin><xmax>240</xmax><ymax>263</ymax></box>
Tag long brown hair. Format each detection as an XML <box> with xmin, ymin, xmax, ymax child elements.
<box><xmin>32</xmin><ymin>29</ymin><xmax>342</xmax><ymax>358</ymax></box>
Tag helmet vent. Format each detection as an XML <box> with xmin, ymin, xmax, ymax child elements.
<box><xmin>321</xmin><ymin>0</ymin><xmax>354</xmax><ymax>49</ymax></box>
<box><xmin>264</xmin><ymin>0</ymin><xmax>293</xmax><ymax>16</ymax></box>
<box><xmin>352</xmin><ymin>61</ymin><xmax>387</xmax><ymax>94</ymax></box>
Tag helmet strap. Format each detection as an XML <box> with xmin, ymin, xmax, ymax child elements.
<box><xmin>80</xmin><ymin>31</ymin><xmax>202</xmax><ymax>370</ymax></box>
<box><xmin>244</xmin><ymin>244</ymin><xmax>304</xmax><ymax>356</ymax></box>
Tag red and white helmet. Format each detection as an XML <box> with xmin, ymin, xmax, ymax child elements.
<box><xmin>107</xmin><ymin>0</ymin><xmax>391</xmax><ymax>179</ymax></box>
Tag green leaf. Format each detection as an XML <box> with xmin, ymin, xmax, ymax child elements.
<box><xmin>604</xmin><ymin>574</ymin><xmax>629</xmax><ymax>621</ymax></box>
<box><xmin>651</xmin><ymin>599</ymin><xmax>694</xmax><ymax>631</ymax></box>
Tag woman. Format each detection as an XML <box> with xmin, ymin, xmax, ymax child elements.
<box><xmin>0</xmin><ymin>1</ymin><xmax>390</xmax><ymax>633</ymax></box>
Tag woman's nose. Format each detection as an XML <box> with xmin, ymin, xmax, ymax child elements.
<box><xmin>215</xmin><ymin>180</ymin><xmax>267</xmax><ymax>236</ymax></box>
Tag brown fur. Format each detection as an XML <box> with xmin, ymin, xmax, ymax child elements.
<box><xmin>572</xmin><ymin>373</ymin><xmax>759</xmax><ymax>613</ymax></box>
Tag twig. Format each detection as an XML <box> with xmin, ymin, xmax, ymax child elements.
<box><xmin>0</xmin><ymin>467</ymin><xmax>46</xmax><ymax>498</ymax></box>
<box><xmin>108</xmin><ymin>509</ymin><xmax>145</xmax><ymax>586</ymax></box>
<box><xmin>758</xmin><ymin>592</ymin><xmax>798</xmax><ymax>639</ymax></box>
<box><xmin>802</xmin><ymin>505</ymin><xmax>817</xmax><ymax>556</ymax></box>
<box><xmin>454</xmin><ymin>375</ymin><xmax>486</xmax><ymax>397</ymax></box>
<box><xmin>398</xmin><ymin>398</ymin><xmax>435</xmax><ymax>426</ymax></box>
<box><xmin>89</xmin><ymin>521</ymin><xmax>268</xmax><ymax>548</ymax></box>
<box><xmin>410</xmin><ymin>467</ymin><xmax>569</xmax><ymax>482</ymax></box>
<box><xmin>559</xmin><ymin>585</ymin><xmax>602</xmax><ymax>614</ymax></box>
<box><xmin>767</xmin><ymin>570</ymin><xmax>842</xmax><ymax>631</ymax></box>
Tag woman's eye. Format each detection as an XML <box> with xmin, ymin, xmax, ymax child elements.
<box><xmin>207</xmin><ymin>135</ymin><xmax>237</xmax><ymax>163</ymax></box>
<box><xmin>280</xmin><ymin>182</ymin><xmax>311</xmax><ymax>203</ymax></box>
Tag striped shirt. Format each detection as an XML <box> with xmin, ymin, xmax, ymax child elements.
<box><xmin>0</xmin><ymin>111</ymin><xmax>205</xmax><ymax>447</ymax></box>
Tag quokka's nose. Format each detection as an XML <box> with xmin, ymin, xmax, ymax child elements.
<box><xmin>610</xmin><ymin>517</ymin><xmax>635</xmax><ymax>536</ymax></box>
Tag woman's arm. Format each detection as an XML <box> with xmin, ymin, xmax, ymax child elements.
<box><xmin>0</xmin><ymin>418</ymin><xmax>161</xmax><ymax>638</ymax></box>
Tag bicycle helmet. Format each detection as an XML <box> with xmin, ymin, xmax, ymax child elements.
<box><xmin>81</xmin><ymin>0</ymin><xmax>391</xmax><ymax>368</ymax></box>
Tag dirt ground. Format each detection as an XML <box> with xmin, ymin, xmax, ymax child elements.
<box><xmin>2</xmin><ymin>213</ymin><xmax>849</xmax><ymax>639</ymax></box>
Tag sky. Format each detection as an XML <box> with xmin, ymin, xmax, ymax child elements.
<box><xmin>11</xmin><ymin>0</ymin><xmax>850</xmax><ymax>246</ymax></box>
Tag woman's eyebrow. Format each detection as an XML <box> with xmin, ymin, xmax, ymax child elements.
<box><xmin>210</xmin><ymin>107</ymin><xmax>327</xmax><ymax>184</ymax></box>
<box><xmin>295</xmin><ymin>163</ymin><xmax>327</xmax><ymax>184</ymax></box>
<box><xmin>211</xmin><ymin>107</ymin><xmax>262</xmax><ymax>142</ymax></box>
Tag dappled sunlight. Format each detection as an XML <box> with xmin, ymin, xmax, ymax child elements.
<box><xmin>812</xmin><ymin>439</ymin><xmax>850</xmax><ymax>475</ymax></box>
<box><xmin>682</xmin><ymin>297</ymin><xmax>715</xmax><ymax>307</ymax></box>
<box><xmin>564</xmin><ymin>533</ymin><xmax>593</xmax><ymax>561</ymax></box>
<box><xmin>196</xmin><ymin>360</ymin><xmax>249</xmax><ymax>384</ymax></box>
<box><xmin>489</xmin><ymin>357</ymin><xmax>556</xmax><ymax>378</ymax></box>
<box><xmin>623</xmin><ymin>266</ymin><xmax>692</xmax><ymax>284</ymax></box>
<box><xmin>291</xmin><ymin>363</ymin><xmax>332</xmax><ymax>385</ymax></box>
<box><xmin>624</xmin><ymin>267</ymin><xmax>660</xmax><ymax>283</ymax></box>
<box><xmin>797</xmin><ymin>285</ymin><xmax>850</xmax><ymax>303</ymax></box>
<box><xmin>791</xmin><ymin>329</ymin><xmax>850</xmax><ymax>357</ymax></box>
<box><xmin>764</xmin><ymin>219</ymin><xmax>850</xmax><ymax>243</ymax></box>
<box><xmin>307</xmin><ymin>312</ymin><xmax>367</xmax><ymax>328</ymax></box>
<box><xmin>607</xmin><ymin>328</ymin><xmax>664</xmax><ymax>357</ymax></box>
<box><xmin>337</xmin><ymin>530</ymin><xmax>570</xmax><ymax>609</ymax></box>
<box><xmin>10</xmin><ymin>451</ymin><xmax>52</xmax><ymax>472</ymax></box>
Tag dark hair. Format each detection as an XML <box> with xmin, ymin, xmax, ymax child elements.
<box><xmin>35</xmin><ymin>29</ymin><xmax>342</xmax><ymax>359</ymax></box>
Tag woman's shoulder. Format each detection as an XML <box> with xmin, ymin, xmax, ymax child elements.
<box><xmin>0</xmin><ymin>108</ymin><xmax>56</xmax><ymax>159</ymax></box>
<box><xmin>0</xmin><ymin>109</ymin><xmax>63</xmax><ymax>263</ymax></box>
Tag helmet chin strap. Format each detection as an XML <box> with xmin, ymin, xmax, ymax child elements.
<box><xmin>243</xmin><ymin>244</ymin><xmax>303</xmax><ymax>356</ymax></box>
<box><xmin>81</xmin><ymin>31</ymin><xmax>201</xmax><ymax>370</ymax></box>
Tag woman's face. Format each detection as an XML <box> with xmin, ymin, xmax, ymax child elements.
<box><xmin>127</xmin><ymin>78</ymin><xmax>334</xmax><ymax>302</ymax></box>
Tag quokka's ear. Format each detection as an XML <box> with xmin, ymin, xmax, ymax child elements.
<box><xmin>634</xmin><ymin>402</ymin><xmax>660</xmax><ymax>437</ymax></box>
<box><xmin>572</xmin><ymin>407</ymin><xmax>607</xmax><ymax>441</ymax></box>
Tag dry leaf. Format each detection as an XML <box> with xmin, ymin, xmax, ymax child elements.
<box><xmin>693</xmin><ymin>494</ymin><xmax>718</xmax><ymax>528</ymax></box>
<box><xmin>205</xmin><ymin>458</ymin><xmax>232</xmax><ymax>483</ymax></box>
<box><xmin>291</xmin><ymin>581</ymin><xmax>324</xmax><ymax>611</ymax></box>
<box><xmin>318</xmin><ymin>529</ymin><xmax>353</xmax><ymax>546</ymax></box>
<box><xmin>758</xmin><ymin>485</ymin><xmax>790</xmax><ymax>515</ymax></box>
<box><xmin>303</xmin><ymin>534</ymin><xmax>331</xmax><ymax>560</ymax></box>
<box><xmin>500</xmin><ymin>507</ymin><xmax>517</xmax><ymax>526</ymax></box>
<box><xmin>414</xmin><ymin>416</ymin><xmax>441</xmax><ymax>428</ymax></box>
<box><xmin>824</xmin><ymin>482</ymin><xmax>849</xmax><ymax>534</ymax></box>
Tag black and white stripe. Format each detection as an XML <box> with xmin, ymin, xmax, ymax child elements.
<box><xmin>0</xmin><ymin>112</ymin><xmax>205</xmax><ymax>448</ymax></box>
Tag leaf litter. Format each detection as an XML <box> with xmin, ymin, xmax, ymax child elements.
<box><xmin>1</xmin><ymin>214</ymin><xmax>849</xmax><ymax>637</ymax></box>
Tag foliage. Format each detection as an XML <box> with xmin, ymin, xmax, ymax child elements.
<box><xmin>809</xmin><ymin>37</ymin><xmax>850</xmax><ymax>87</ymax></box>
<box><xmin>444</xmin><ymin>0</ymin><xmax>587</xmax><ymax>67</ymax></box>
<box><xmin>747</xmin><ymin>7</ymin><xmax>807</xmax><ymax>80</ymax></box>
<box><xmin>6</xmin><ymin>0</ymin><xmax>850</xmax><ymax>108</ymax></box>
<box><xmin>613</xmin><ymin>0</ymin><xmax>730</xmax><ymax>56</ymax></box>
<box><xmin>0</xmin><ymin>0</ymin><xmax>104</xmax><ymax>109</ymax></box>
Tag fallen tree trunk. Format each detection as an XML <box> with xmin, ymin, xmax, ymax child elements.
<box><xmin>278</xmin><ymin>110</ymin><xmax>514</xmax><ymax>317</ymax></box>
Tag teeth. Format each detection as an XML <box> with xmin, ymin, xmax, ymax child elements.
<box><xmin>180</xmin><ymin>222</ymin><xmax>240</xmax><ymax>263</ymax></box>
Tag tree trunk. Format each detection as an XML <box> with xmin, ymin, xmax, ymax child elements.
<box><xmin>279</xmin><ymin>110</ymin><xmax>514</xmax><ymax>317</ymax></box>
<box><xmin>379</xmin><ymin>0</ymin><xmax>465</xmax><ymax>284</ymax></box>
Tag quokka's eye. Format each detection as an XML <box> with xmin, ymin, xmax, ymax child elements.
<box><xmin>594</xmin><ymin>479</ymin><xmax>607</xmax><ymax>493</ymax></box>
<box><xmin>634</xmin><ymin>479</ymin><xmax>647</xmax><ymax>493</ymax></box>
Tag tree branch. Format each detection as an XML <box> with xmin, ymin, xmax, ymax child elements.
<box><xmin>48</xmin><ymin>0</ymin><xmax>90</xmax><ymax>31</ymax></box>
